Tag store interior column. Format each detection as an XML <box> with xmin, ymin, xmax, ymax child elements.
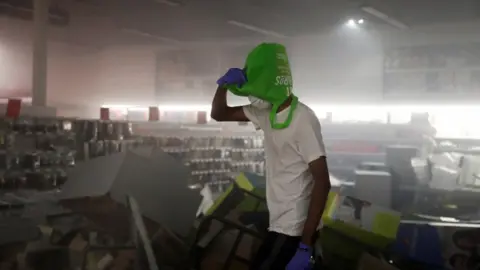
<box><xmin>32</xmin><ymin>0</ymin><xmax>49</xmax><ymax>107</ymax></box>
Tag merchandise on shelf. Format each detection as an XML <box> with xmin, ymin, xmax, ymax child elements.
<box><xmin>75</xmin><ymin>120</ymin><xmax>137</xmax><ymax>160</ymax></box>
<box><xmin>157</xmin><ymin>134</ymin><xmax>266</xmax><ymax>189</ymax></box>
<box><xmin>0</xmin><ymin>117</ymin><xmax>140</xmax><ymax>194</ymax></box>
<box><xmin>0</xmin><ymin>117</ymin><xmax>76</xmax><ymax>192</ymax></box>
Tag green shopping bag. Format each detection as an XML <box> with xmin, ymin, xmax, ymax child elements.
<box><xmin>226</xmin><ymin>43</ymin><xmax>298</xmax><ymax>129</ymax></box>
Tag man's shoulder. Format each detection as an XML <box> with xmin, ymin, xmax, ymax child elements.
<box><xmin>297</xmin><ymin>102</ymin><xmax>316</xmax><ymax>115</ymax></box>
<box><xmin>295</xmin><ymin>102</ymin><xmax>320</xmax><ymax>124</ymax></box>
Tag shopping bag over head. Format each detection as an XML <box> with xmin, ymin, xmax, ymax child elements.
<box><xmin>226</xmin><ymin>43</ymin><xmax>298</xmax><ymax>129</ymax></box>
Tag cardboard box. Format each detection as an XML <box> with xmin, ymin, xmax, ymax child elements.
<box><xmin>109</xmin><ymin>251</ymin><xmax>135</xmax><ymax>270</ymax></box>
<box><xmin>206</xmin><ymin>172</ymin><xmax>267</xmax><ymax>216</ymax></box>
<box><xmin>200</xmin><ymin>225</ymin><xmax>261</xmax><ymax>270</ymax></box>
<box><xmin>357</xmin><ymin>253</ymin><xmax>399</xmax><ymax>270</ymax></box>
<box><xmin>322</xmin><ymin>192</ymin><xmax>401</xmax><ymax>249</ymax></box>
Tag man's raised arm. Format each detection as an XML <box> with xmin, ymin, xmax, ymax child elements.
<box><xmin>210</xmin><ymin>86</ymin><xmax>249</xmax><ymax>122</ymax></box>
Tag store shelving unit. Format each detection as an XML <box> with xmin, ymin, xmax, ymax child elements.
<box><xmin>0</xmin><ymin>117</ymin><xmax>76</xmax><ymax>192</ymax></box>
<box><xmin>135</xmin><ymin>122</ymin><xmax>266</xmax><ymax>191</ymax></box>
<box><xmin>159</xmin><ymin>135</ymin><xmax>265</xmax><ymax>191</ymax></box>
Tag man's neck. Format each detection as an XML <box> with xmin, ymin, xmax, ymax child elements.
<box><xmin>277</xmin><ymin>96</ymin><xmax>293</xmax><ymax>113</ymax></box>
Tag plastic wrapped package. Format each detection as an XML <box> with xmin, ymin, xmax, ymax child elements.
<box><xmin>0</xmin><ymin>118</ymin><xmax>12</xmax><ymax>131</ymax></box>
<box><xmin>33</xmin><ymin>118</ymin><xmax>47</xmax><ymax>133</ymax></box>
<box><xmin>39</xmin><ymin>151</ymin><xmax>57</xmax><ymax>167</ymax></box>
<box><xmin>98</xmin><ymin>121</ymin><xmax>115</xmax><ymax>140</ymax></box>
<box><xmin>428</xmin><ymin>152</ymin><xmax>462</xmax><ymax>190</ymax></box>
<box><xmin>60</xmin><ymin>119</ymin><xmax>73</xmax><ymax>132</ymax></box>
<box><xmin>89</xmin><ymin>141</ymin><xmax>106</xmax><ymax>157</ymax></box>
<box><xmin>2</xmin><ymin>171</ymin><xmax>26</xmax><ymax>190</ymax></box>
<box><xmin>35</xmin><ymin>135</ymin><xmax>54</xmax><ymax>151</ymax></box>
<box><xmin>112</xmin><ymin>122</ymin><xmax>124</xmax><ymax>140</ymax></box>
<box><xmin>21</xmin><ymin>153</ymin><xmax>41</xmax><ymax>171</ymax></box>
<box><xmin>411</xmin><ymin>157</ymin><xmax>431</xmax><ymax>185</ymax></box>
<box><xmin>37</xmin><ymin>131</ymin><xmax>77</xmax><ymax>152</ymax></box>
<box><xmin>13</xmin><ymin>133</ymin><xmax>36</xmax><ymax>152</ymax></box>
<box><xmin>12</xmin><ymin>118</ymin><xmax>34</xmax><ymax>134</ymax></box>
<box><xmin>84</xmin><ymin>120</ymin><xmax>99</xmax><ymax>141</ymax></box>
<box><xmin>25</xmin><ymin>171</ymin><xmax>52</xmax><ymax>190</ymax></box>
<box><xmin>166</xmin><ymin>136</ymin><xmax>185</xmax><ymax>147</ymax></box>
<box><xmin>33</xmin><ymin>118</ymin><xmax>61</xmax><ymax>134</ymax></box>
<box><xmin>66</xmin><ymin>151</ymin><xmax>76</xmax><ymax>167</ymax></box>
<box><xmin>0</xmin><ymin>151</ymin><xmax>11</xmax><ymax>170</ymax></box>
<box><xmin>46</xmin><ymin>119</ymin><xmax>61</xmax><ymax>133</ymax></box>
<box><xmin>0</xmin><ymin>132</ymin><xmax>14</xmax><ymax>150</ymax></box>
<box><xmin>55</xmin><ymin>168</ymin><xmax>68</xmax><ymax>186</ymax></box>
<box><xmin>9</xmin><ymin>153</ymin><xmax>20</xmax><ymax>170</ymax></box>
<box><xmin>458</xmin><ymin>154</ymin><xmax>480</xmax><ymax>187</ymax></box>
<box><xmin>122</xmin><ymin>122</ymin><xmax>133</xmax><ymax>139</ymax></box>
<box><xmin>58</xmin><ymin>151</ymin><xmax>75</xmax><ymax>167</ymax></box>
<box><xmin>107</xmin><ymin>140</ymin><xmax>121</xmax><ymax>154</ymax></box>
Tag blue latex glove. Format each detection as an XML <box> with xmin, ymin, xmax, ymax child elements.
<box><xmin>217</xmin><ymin>68</ymin><xmax>247</xmax><ymax>87</ymax></box>
<box><xmin>286</xmin><ymin>243</ymin><xmax>314</xmax><ymax>270</ymax></box>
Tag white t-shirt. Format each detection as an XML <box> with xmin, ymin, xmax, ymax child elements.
<box><xmin>243</xmin><ymin>102</ymin><xmax>326</xmax><ymax>236</ymax></box>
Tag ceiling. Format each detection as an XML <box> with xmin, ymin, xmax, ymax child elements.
<box><xmin>12</xmin><ymin>0</ymin><xmax>480</xmax><ymax>48</ymax></box>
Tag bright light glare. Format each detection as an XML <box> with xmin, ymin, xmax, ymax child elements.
<box><xmin>311</xmin><ymin>104</ymin><xmax>480</xmax><ymax>139</ymax></box>
<box><xmin>102</xmin><ymin>103</ymin><xmax>480</xmax><ymax>139</ymax></box>
<box><xmin>158</xmin><ymin>105</ymin><xmax>211</xmax><ymax>112</ymax></box>
<box><xmin>346</xmin><ymin>19</ymin><xmax>357</xmax><ymax>28</ymax></box>
<box><xmin>358</xmin><ymin>19</ymin><xmax>365</xmax><ymax>24</ymax></box>
<box><xmin>102</xmin><ymin>104</ymin><xmax>210</xmax><ymax>112</ymax></box>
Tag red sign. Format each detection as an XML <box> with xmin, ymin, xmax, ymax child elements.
<box><xmin>100</xmin><ymin>107</ymin><xmax>110</xmax><ymax>120</ymax></box>
<box><xmin>6</xmin><ymin>99</ymin><xmax>22</xmax><ymax>118</ymax></box>
<box><xmin>149</xmin><ymin>107</ymin><xmax>159</xmax><ymax>121</ymax></box>
<box><xmin>197</xmin><ymin>111</ymin><xmax>207</xmax><ymax>124</ymax></box>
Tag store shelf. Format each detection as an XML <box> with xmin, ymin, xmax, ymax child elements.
<box><xmin>153</xmin><ymin>130</ymin><xmax>265</xmax><ymax>188</ymax></box>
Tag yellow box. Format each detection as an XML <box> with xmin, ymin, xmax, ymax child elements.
<box><xmin>322</xmin><ymin>192</ymin><xmax>401</xmax><ymax>249</ymax></box>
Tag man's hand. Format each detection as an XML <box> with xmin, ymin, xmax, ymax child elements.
<box><xmin>216</xmin><ymin>68</ymin><xmax>247</xmax><ymax>88</ymax></box>
<box><xmin>210</xmin><ymin>68</ymin><xmax>249</xmax><ymax>122</ymax></box>
<box><xmin>286</xmin><ymin>243</ymin><xmax>314</xmax><ymax>270</ymax></box>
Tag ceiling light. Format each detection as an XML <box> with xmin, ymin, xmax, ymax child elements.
<box><xmin>362</xmin><ymin>6</ymin><xmax>408</xmax><ymax>29</ymax></box>
<box><xmin>153</xmin><ymin>0</ymin><xmax>181</xmax><ymax>7</ymax></box>
<box><xmin>121</xmin><ymin>28</ymin><xmax>181</xmax><ymax>43</ymax></box>
<box><xmin>227</xmin><ymin>20</ymin><xmax>287</xmax><ymax>38</ymax></box>
<box><xmin>345</xmin><ymin>19</ymin><xmax>357</xmax><ymax>28</ymax></box>
<box><xmin>358</xmin><ymin>19</ymin><xmax>365</xmax><ymax>24</ymax></box>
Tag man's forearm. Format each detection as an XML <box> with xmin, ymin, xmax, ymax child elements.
<box><xmin>210</xmin><ymin>86</ymin><xmax>228</xmax><ymax>119</ymax></box>
<box><xmin>301</xmin><ymin>175</ymin><xmax>331</xmax><ymax>246</ymax></box>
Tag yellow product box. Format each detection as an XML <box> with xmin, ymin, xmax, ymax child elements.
<box><xmin>206</xmin><ymin>172</ymin><xmax>266</xmax><ymax>216</ymax></box>
<box><xmin>322</xmin><ymin>192</ymin><xmax>401</xmax><ymax>249</ymax></box>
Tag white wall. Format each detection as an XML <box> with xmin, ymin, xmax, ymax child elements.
<box><xmin>290</xmin><ymin>21</ymin><xmax>480</xmax><ymax>105</ymax></box>
<box><xmin>0</xmin><ymin>28</ymin><xmax>158</xmax><ymax>117</ymax></box>
<box><xmin>94</xmin><ymin>46</ymin><xmax>157</xmax><ymax>107</ymax></box>
<box><xmin>0</xmin><ymin>37</ymin><xmax>32</xmax><ymax>98</ymax></box>
<box><xmin>3</xmin><ymin>19</ymin><xmax>480</xmax><ymax>118</ymax></box>
<box><xmin>50</xmin><ymin>46</ymin><xmax>159</xmax><ymax>117</ymax></box>
<box><xmin>290</xmin><ymin>30</ymin><xmax>384</xmax><ymax>104</ymax></box>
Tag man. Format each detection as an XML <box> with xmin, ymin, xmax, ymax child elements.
<box><xmin>211</xmin><ymin>65</ymin><xmax>331</xmax><ymax>269</ymax></box>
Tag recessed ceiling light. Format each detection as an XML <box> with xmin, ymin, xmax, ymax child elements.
<box><xmin>154</xmin><ymin>0</ymin><xmax>181</xmax><ymax>7</ymax></box>
<box><xmin>346</xmin><ymin>19</ymin><xmax>357</xmax><ymax>28</ymax></box>
<box><xmin>362</xmin><ymin>6</ymin><xmax>408</xmax><ymax>29</ymax></box>
<box><xmin>228</xmin><ymin>20</ymin><xmax>287</xmax><ymax>38</ymax></box>
<box><xmin>121</xmin><ymin>28</ymin><xmax>181</xmax><ymax>43</ymax></box>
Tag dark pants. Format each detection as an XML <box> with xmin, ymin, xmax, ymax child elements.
<box><xmin>249</xmin><ymin>231</ymin><xmax>301</xmax><ymax>270</ymax></box>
